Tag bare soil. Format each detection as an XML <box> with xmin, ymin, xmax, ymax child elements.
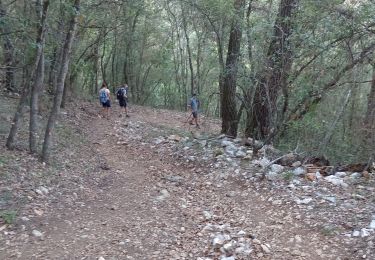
<box><xmin>0</xmin><ymin>97</ymin><xmax>373</xmax><ymax>259</ymax></box>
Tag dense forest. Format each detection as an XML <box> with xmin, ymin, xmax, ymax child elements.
<box><xmin>0</xmin><ymin>0</ymin><xmax>374</xmax><ymax>164</ymax></box>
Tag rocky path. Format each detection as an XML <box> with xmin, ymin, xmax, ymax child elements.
<box><xmin>1</xmin><ymin>102</ymin><xmax>374</xmax><ymax>259</ymax></box>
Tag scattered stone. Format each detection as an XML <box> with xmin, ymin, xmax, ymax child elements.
<box><xmin>32</xmin><ymin>230</ymin><xmax>43</xmax><ymax>238</ymax></box>
<box><xmin>237</xmin><ymin>230</ymin><xmax>246</xmax><ymax>236</ymax></box>
<box><xmin>203</xmin><ymin>211</ymin><xmax>213</xmax><ymax>220</ymax></box>
<box><xmin>335</xmin><ymin>172</ymin><xmax>347</xmax><ymax>178</ymax></box>
<box><xmin>265</xmin><ymin>171</ymin><xmax>278</xmax><ymax>180</ymax></box>
<box><xmin>295</xmin><ymin>197</ymin><xmax>313</xmax><ymax>205</ymax></box>
<box><xmin>164</xmin><ymin>175</ymin><xmax>184</xmax><ymax>183</ymax></box>
<box><xmin>153</xmin><ymin>138</ymin><xmax>164</xmax><ymax>144</ymax></box>
<box><xmin>168</xmin><ymin>135</ymin><xmax>182</xmax><ymax>142</ymax></box>
<box><xmin>325</xmin><ymin>175</ymin><xmax>349</xmax><ymax>188</ymax></box>
<box><xmin>306</xmin><ymin>172</ymin><xmax>317</xmax><ymax>181</ymax></box>
<box><xmin>156</xmin><ymin>189</ymin><xmax>170</xmax><ymax>201</ymax></box>
<box><xmin>322</xmin><ymin>196</ymin><xmax>336</xmax><ymax>204</ymax></box>
<box><xmin>257</xmin><ymin>158</ymin><xmax>271</xmax><ymax>168</ymax></box>
<box><xmin>33</xmin><ymin>209</ymin><xmax>44</xmax><ymax>216</ymax></box>
<box><xmin>35</xmin><ymin>189</ymin><xmax>44</xmax><ymax>196</ymax></box>
<box><xmin>353</xmin><ymin>230</ymin><xmax>360</xmax><ymax>237</ymax></box>
<box><xmin>220</xmin><ymin>256</ymin><xmax>235</xmax><ymax>260</ymax></box>
<box><xmin>222</xmin><ymin>242</ymin><xmax>234</xmax><ymax>253</ymax></box>
<box><xmin>21</xmin><ymin>217</ymin><xmax>30</xmax><ymax>222</ymax></box>
<box><xmin>361</xmin><ymin>229</ymin><xmax>370</xmax><ymax>238</ymax></box>
<box><xmin>39</xmin><ymin>186</ymin><xmax>49</xmax><ymax>195</ymax></box>
<box><xmin>212</xmin><ymin>234</ymin><xmax>227</xmax><ymax>248</ymax></box>
<box><xmin>293</xmin><ymin>167</ymin><xmax>306</xmax><ymax>176</ymax></box>
<box><xmin>292</xmin><ymin>161</ymin><xmax>302</xmax><ymax>168</ymax></box>
<box><xmin>235</xmin><ymin>150</ymin><xmax>247</xmax><ymax>158</ymax></box>
<box><xmin>261</xmin><ymin>244</ymin><xmax>271</xmax><ymax>254</ymax></box>
<box><xmin>351</xmin><ymin>172</ymin><xmax>362</xmax><ymax>179</ymax></box>
<box><xmin>221</xmin><ymin>140</ymin><xmax>234</xmax><ymax>147</ymax></box>
<box><xmin>225</xmin><ymin>145</ymin><xmax>238</xmax><ymax>157</ymax></box>
<box><xmin>271</xmin><ymin>164</ymin><xmax>284</xmax><ymax>173</ymax></box>
<box><xmin>279</xmin><ymin>153</ymin><xmax>298</xmax><ymax>166</ymax></box>
<box><xmin>235</xmin><ymin>245</ymin><xmax>252</xmax><ymax>256</ymax></box>
<box><xmin>369</xmin><ymin>220</ymin><xmax>375</xmax><ymax>229</ymax></box>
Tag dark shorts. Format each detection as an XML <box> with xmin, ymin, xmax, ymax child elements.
<box><xmin>101</xmin><ymin>100</ymin><xmax>111</xmax><ymax>108</ymax></box>
<box><xmin>192</xmin><ymin>111</ymin><xmax>198</xmax><ymax>118</ymax></box>
<box><xmin>119</xmin><ymin>98</ymin><xmax>127</xmax><ymax>108</ymax></box>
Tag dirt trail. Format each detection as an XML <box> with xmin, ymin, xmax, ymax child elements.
<box><xmin>1</xmin><ymin>103</ymin><xmax>366</xmax><ymax>259</ymax></box>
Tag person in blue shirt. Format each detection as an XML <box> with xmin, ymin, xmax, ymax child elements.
<box><xmin>188</xmin><ymin>93</ymin><xmax>200</xmax><ymax>129</ymax></box>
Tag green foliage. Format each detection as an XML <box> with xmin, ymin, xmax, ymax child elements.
<box><xmin>1</xmin><ymin>0</ymin><xmax>374</xmax><ymax>163</ymax></box>
<box><xmin>0</xmin><ymin>210</ymin><xmax>17</xmax><ymax>225</ymax></box>
<box><xmin>283</xmin><ymin>171</ymin><xmax>294</xmax><ymax>181</ymax></box>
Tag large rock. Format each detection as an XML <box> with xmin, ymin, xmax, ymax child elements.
<box><xmin>221</xmin><ymin>140</ymin><xmax>234</xmax><ymax>147</ymax></box>
<box><xmin>265</xmin><ymin>171</ymin><xmax>278</xmax><ymax>181</ymax></box>
<box><xmin>254</xmin><ymin>158</ymin><xmax>271</xmax><ymax>168</ymax></box>
<box><xmin>270</xmin><ymin>164</ymin><xmax>284</xmax><ymax>174</ymax></box>
<box><xmin>225</xmin><ymin>145</ymin><xmax>238</xmax><ymax>157</ymax></box>
<box><xmin>324</xmin><ymin>176</ymin><xmax>348</xmax><ymax>188</ymax></box>
<box><xmin>212</xmin><ymin>234</ymin><xmax>231</xmax><ymax>248</ymax></box>
<box><xmin>235</xmin><ymin>150</ymin><xmax>247</xmax><ymax>158</ymax></box>
<box><xmin>293</xmin><ymin>166</ymin><xmax>306</xmax><ymax>176</ymax></box>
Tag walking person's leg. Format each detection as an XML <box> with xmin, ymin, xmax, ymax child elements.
<box><xmin>124</xmin><ymin>101</ymin><xmax>129</xmax><ymax>117</ymax></box>
<box><xmin>105</xmin><ymin>100</ymin><xmax>111</xmax><ymax>119</ymax></box>
<box><xmin>194</xmin><ymin>112</ymin><xmax>200</xmax><ymax>128</ymax></box>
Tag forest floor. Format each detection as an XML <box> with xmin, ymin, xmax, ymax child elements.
<box><xmin>0</xmin><ymin>95</ymin><xmax>374</xmax><ymax>260</ymax></box>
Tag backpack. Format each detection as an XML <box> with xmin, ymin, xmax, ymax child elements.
<box><xmin>116</xmin><ymin>88</ymin><xmax>125</xmax><ymax>100</ymax></box>
<box><xmin>99</xmin><ymin>89</ymin><xmax>108</xmax><ymax>103</ymax></box>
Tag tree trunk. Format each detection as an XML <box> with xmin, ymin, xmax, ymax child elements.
<box><xmin>61</xmin><ymin>69</ymin><xmax>73</xmax><ymax>109</ymax></box>
<box><xmin>41</xmin><ymin>0</ymin><xmax>80</xmax><ymax>162</ymax></box>
<box><xmin>364</xmin><ymin>64</ymin><xmax>375</xmax><ymax>128</ymax></box>
<box><xmin>181</xmin><ymin>5</ymin><xmax>195</xmax><ymax>95</ymax></box>
<box><xmin>6</xmin><ymin>69</ymin><xmax>30</xmax><ymax>149</ymax></box>
<box><xmin>221</xmin><ymin>0</ymin><xmax>245</xmax><ymax>137</ymax></box>
<box><xmin>248</xmin><ymin>0</ymin><xmax>298</xmax><ymax>140</ymax></box>
<box><xmin>29</xmin><ymin>0</ymin><xmax>49</xmax><ymax>154</ymax></box>
<box><xmin>0</xmin><ymin>0</ymin><xmax>15</xmax><ymax>92</ymax></box>
<box><xmin>48</xmin><ymin>20</ymin><xmax>64</xmax><ymax>94</ymax></box>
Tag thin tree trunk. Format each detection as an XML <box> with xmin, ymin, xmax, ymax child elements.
<box><xmin>221</xmin><ymin>0</ymin><xmax>245</xmax><ymax>137</ymax></box>
<box><xmin>244</xmin><ymin>0</ymin><xmax>255</xmax><ymax>137</ymax></box>
<box><xmin>364</xmin><ymin>64</ymin><xmax>375</xmax><ymax>128</ymax></box>
<box><xmin>320</xmin><ymin>88</ymin><xmax>352</xmax><ymax>153</ymax></box>
<box><xmin>181</xmin><ymin>5</ymin><xmax>195</xmax><ymax>95</ymax></box>
<box><xmin>48</xmin><ymin>20</ymin><xmax>64</xmax><ymax>94</ymax></box>
<box><xmin>30</xmin><ymin>0</ymin><xmax>49</xmax><ymax>154</ymax></box>
<box><xmin>61</xmin><ymin>70</ymin><xmax>73</xmax><ymax>109</ymax></box>
<box><xmin>6</xmin><ymin>69</ymin><xmax>30</xmax><ymax>149</ymax></box>
<box><xmin>41</xmin><ymin>0</ymin><xmax>80</xmax><ymax>162</ymax></box>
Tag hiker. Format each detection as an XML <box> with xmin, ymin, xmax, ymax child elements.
<box><xmin>116</xmin><ymin>83</ymin><xmax>129</xmax><ymax>117</ymax></box>
<box><xmin>99</xmin><ymin>82</ymin><xmax>111</xmax><ymax>118</ymax></box>
<box><xmin>188</xmin><ymin>93</ymin><xmax>200</xmax><ymax>128</ymax></box>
